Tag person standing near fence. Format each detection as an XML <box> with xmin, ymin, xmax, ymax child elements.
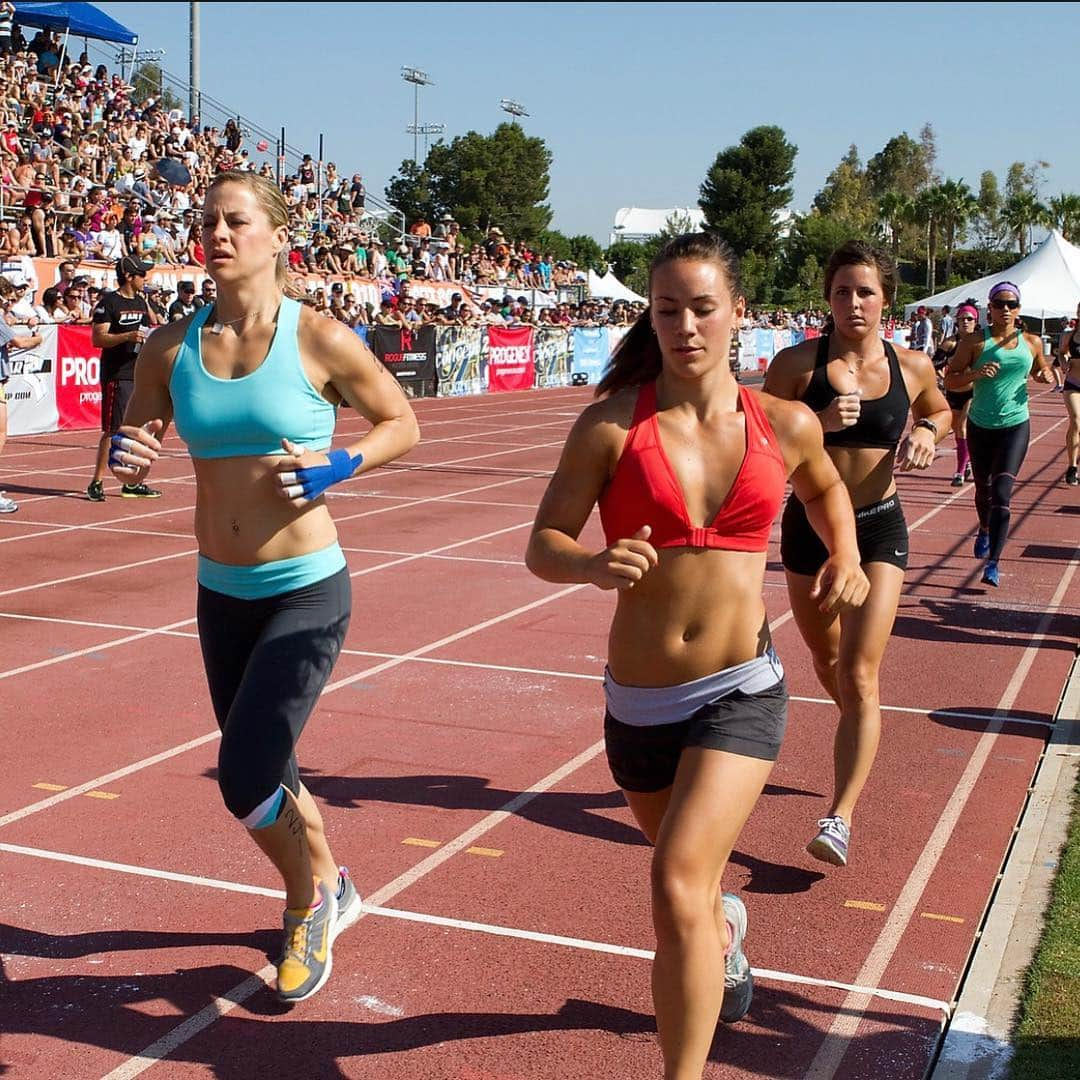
<box><xmin>527</xmin><ymin>233</ymin><xmax>867</xmax><ymax>1077</ymax></box>
<box><xmin>86</xmin><ymin>256</ymin><xmax>159</xmax><ymax>503</ymax></box>
<box><xmin>106</xmin><ymin>171</ymin><xmax>419</xmax><ymax>1003</ymax></box>
<box><xmin>945</xmin><ymin>281</ymin><xmax>1054</xmax><ymax>585</ymax></box>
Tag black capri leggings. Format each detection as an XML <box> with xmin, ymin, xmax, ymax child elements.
<box><xmin>196</xmin><ymin>567</ymin><xmax>351</xmax><ymax>820</ymax></box>
<box><xmin>967</xmin><ymin>418</ymin><xmax>1030</xmax><ymax>562</ymax></box>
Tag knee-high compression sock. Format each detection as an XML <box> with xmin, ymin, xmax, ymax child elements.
<box><xmin>955</xmin><ymin>437</ymin><xmax>969</xmax><ymax>474</ymax></box>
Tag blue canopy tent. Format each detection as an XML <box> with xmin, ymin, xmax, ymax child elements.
<box><xmin>12</xmin><ymin>2</ymin><xmax>138</xmax><ymax>45</ymax></box>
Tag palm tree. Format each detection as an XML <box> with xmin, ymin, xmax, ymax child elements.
<box><xmin>937</xmin><ymin>179</ymin><xmax>979</xmax><ymax>285</ymax></box>
<box><xmin>1047</xmin><ymin>193</ymin><xmax>1080</xmax><ymax>242</ymax></box>
<box><xmin>876</xmin><ymin>191</ymin><xmax>911</xmax><ymax>261</ymax></box>
<box><xmin>912</xmin><ymin>185</ymin><xmax>950</xmax><ymax>293</ymax></box>
<box><xmin>1001</xmin><ymin>192</ymin><xmax>1048</xmax><ymax>256</ymax></box>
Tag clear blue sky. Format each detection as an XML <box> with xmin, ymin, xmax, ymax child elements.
<box><xmin>89</xmin><ymin>2</ymin><xmax>1077</xmax><ymax>244</ymax></box>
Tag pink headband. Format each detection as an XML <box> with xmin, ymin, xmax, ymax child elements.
<box><xmin>956</xmin><ymin>304</ymin><xmax>978</xmax><ymax>320</ymax></box>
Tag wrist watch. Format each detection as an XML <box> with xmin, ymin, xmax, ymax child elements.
<box><xmin>913</xmin><ymin>418</ymin><xmax>938</xmax><ymax>437</ymax></box>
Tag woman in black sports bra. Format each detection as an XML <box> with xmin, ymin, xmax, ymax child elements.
<box><xmin>1055</xmin><ymin>303</ymin><xmax>1080</xmax><ymax>485</ymax></box>
<box><xmin>933</xmin><ymin>300</ymin><xmax>980</xmax><ymax>485</ymax></box>
<box><xmin>764</xmin><ymin>240</ymin><xmax>950</xmax><ymax>868</ymax></box>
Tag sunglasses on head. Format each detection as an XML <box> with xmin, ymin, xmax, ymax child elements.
<box><xmin>990</xmin><ymin>298</ymin><xmax>1020</xmax><ymax>310</ymax></box>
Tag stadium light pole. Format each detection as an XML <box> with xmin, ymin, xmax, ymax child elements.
<box><xmin>406</xmin><ymin>122</ymin><xmax>445</xmax><ymax>161</ymax></box>
<box><xmin>189</xmin><ymin>2</ymin><xmax>200</xmax><ymax>124</ymax></box>
<box><xmin>401</xmin><ymin>66</ymin><xmax>433</xmax><ymax>165</ymax></box>
<box><xmin>499</xmin><ymin>98</ymin><xmax>529</xmax><ymax>122</ymax></box>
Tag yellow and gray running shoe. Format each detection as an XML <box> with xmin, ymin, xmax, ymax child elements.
<box><xmin>276</xmin><ymin>877</ymin><xmax>338</xmax><ymax>1004</ymax></box>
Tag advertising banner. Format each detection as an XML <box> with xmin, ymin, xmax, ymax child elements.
<box><xmin>435</xmin><ymin>325</ymin><xmax>485</xmax><ymax>396</ymax></box>
<box><xmin>54</xmin><ymin>324</ymin><xmax>103</xmax><ymax>430</ymax></box>
<box><xmin>371</xmin><ymin>324</ymin><xmax>437</xmax><ymax>397</ymax></box>
<box><xmin>571</xmin><ymin>327</ymin><xmax>610</xmax><ymax>384</ymax></box>
<box><xmin>487</xmin><ymin>325</ymin><xmax>535</xmax><ymax>392</ymax></box>
<box><xmin>6</xmin><ymin>323</ymin><xmax>59</xmax><ymax>436</ymax></box>
<box><xmin>533</xmin><ymin>326</ymin><xmax>572</xmax><ymax>388</ymax></box>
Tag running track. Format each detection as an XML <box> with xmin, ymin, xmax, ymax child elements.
<box><xmin>1</xmin><ymin>385</ymin><xmax>1077</xmax><ymax>1079</ymax></box>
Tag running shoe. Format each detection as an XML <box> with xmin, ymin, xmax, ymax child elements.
<box><xmin>982</xmin><ymin>561</ymin><xmax>1000</xmax><ymax>588</ymax></box>
<box><xmin>951</xmin><ymin>473</ymin><xmax>964</xmax><ymax>487</ymax></box>
<box><xmin>964</xmin><ymin>463</ymin><xmax>974</xmax><ymax>482</ymax></box>
<box><xmin>276</xmin><ymin>877</ymin><xmax>338</xmax><ymax>1004</ymax></box>
<box><xmin>121</xmin><ymin>482</ymin><xmax>162</xmax><ymax>498</ymax></box>
<box><xmin>807</xmin><ymin>815</ymin><xmax>851</xmax><ymax>867</ymax></box>
<box><xmin>334</xmin><ymin>866</ymin><xmax>362</xmax><ymax>941</ymax></box>
<box><xmin>1067</xmin><ymin>466</ymin><xmax>1079</xmax><ymax>487</ymax></box>
<box><xmin>86</xmin><ymin>480</ymin><xmax>105</xmax><ymax>502</ymax></box>
<box><xmin>0</xmin><ymin>492</ymin><xmax>16</xmax><ymax>513</ymax></box>
<box><xmin>719</xmin><ymin>893</ymin><xmax>752</xmax><ymax>1024</ymax></box>
<box><xmin>973</xmin><ymin>530</ymin><xmax>991</xmax><ymax>559</ymax></box>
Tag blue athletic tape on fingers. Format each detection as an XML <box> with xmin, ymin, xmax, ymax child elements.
<box><xmin>108</xmin><ymin>433</ymin><xmax>134</xmax><ymax>468</ymax></box>
<box><xmin>294</xmin><ymin>448</ymin><xmax>363</xmax><ymax>500</ymax></box>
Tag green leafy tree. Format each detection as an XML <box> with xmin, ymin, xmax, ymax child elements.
<box><xmin>1001</xmin><ymin>191</ymin><xmax>1048</xmax><ymax>256</ymax></box>
<box><xmin>866</xmin><ymin>133</ymin><xmax>934</xmax><ymax>201</ymax></box>
<box><xmin>912</xmin><ymin>185</ymin><xmax>951</xmax><ymax>292</ymax></box>
<box><xmin>384</xmin><ymin>160</ymin><xmax>436</xmax><ymax>228</ymax></box>
<box><xmin>876</xmin><ymin>191</ymin><xmax>913</xmax><ymax>261</ymax></box>
<box><xmin>1047</xmin><ymin>193</ymin><xmax>1080</xmax><ymax>242</ymax></box>
<box><xmin>532</xmin><ymin>230</ymin><xmax>606</xmax><ymax>272</ymax></box>
<box><xmin>812</xmin><ymin>145</ymin><xmax>875</xmax><ymax>233</ymax></box>
<box><xmin>424</xmin><ymin>122</ymin><xmax>552</xmax><ymax>241</ymax></box>
<box><xmin>604</xmin><ymin>239</ymin><xmax>662</xmax><ymax>297</ymax></box>
<box><xmin>937</xmin><ymin>179</ymin><xmax>979</xmax><ymax>285</ymax></box>
<box><xmin>779</xmin><ymin>211</ymin><xmax>853</xmax><ymax>295</ymax></box>
<box><xmin>131</xmin><ymin>62</ymin><xmax>184</xmax><ymax>113</ymax></box>
<box><xmin>973</xmin><ymin>170</ymin><xmax>1005</xmax><ymax>251</ymax></box>
<box><xmin>699</xmin><ymin>125</ymin><xmax>797</xmax><ymax>262</ymax></box>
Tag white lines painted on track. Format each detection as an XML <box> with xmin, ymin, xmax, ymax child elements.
<box><xmin>804</xmin><ymin>554</ymin><xmax>1079</xmax><ymax>1079</ymax></box>
<box><xmin>0</xmin><ymin>840</ymin><xmax>950</xmax><ymax>1016</ymax></box>
<box><xmin>0</xmin><ymin>547</ymin><xmax>199</xmax><ymax>599</ymax></box>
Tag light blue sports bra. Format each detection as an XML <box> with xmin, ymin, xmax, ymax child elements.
<box><xmin>169</xmin><ymin>297</ymin><xmax>337</xmax><ymax>459</ymax></box>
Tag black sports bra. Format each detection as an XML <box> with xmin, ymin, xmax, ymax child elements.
<box><xmin>1068</xmin><ymin>329</ymin><xmax>1080</xmax><ymax>360</ymax></box>
<box><xmin>799</xmin><ymin>335</ymin><xmax>911</xmax><ymax>450</ymax></box>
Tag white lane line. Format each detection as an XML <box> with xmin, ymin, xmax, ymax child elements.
<box><xmin>0</xmin><ymin>583</ymin><xmax>585</xmax><ymax>824</ymax></box>
<box><xmin>98</xmin><ymin>736</ymin><xmax>606</xmax><ymax>1080</ymax></box>
<box><xmin>789</xmin><ymin>696</ymin><xmax>1054</xmax><ymax>730</ymax></box>
<box><xmin>0</xmin><ymin>730</ymin><xmax>221</xmax><ymax>829</ymax></box>
<box><xmin>0</xmin><ymin>611</ymin><xmax>199</xmax><ymax>638</ymax></box>
<box><xmin>804</xmin><ymin>555</ymin><xmax>1078</xmax><ymax>1079</ymax></box>
<box><xmin>0</xmin><ymin>547</ymin><xmax>199</xmax><ymax>599</ymax></box>
<box><xmin>0</xmin><ymin>615</ymin><xmax>198</xmax><ymax>683</ymax></box>
<box><xmin>0</xmin><ymin>502</ymin><xmax>198</xmax><ymax>546</ymax></box>
<box><xmin>0</xmin><ymin>840</ymin><xmax>949</xmax><ymax>1016</ymax></box>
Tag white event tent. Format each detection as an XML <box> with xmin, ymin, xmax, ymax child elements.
<box><xmin>906</xmin><ymin>230</ymin><xmax>1080</xmax><ymax>325</ymax></box>
<box><xmin>588</xmin><ymin>269</ymin><xmax>646</xmax><ymax>303</ymax></box>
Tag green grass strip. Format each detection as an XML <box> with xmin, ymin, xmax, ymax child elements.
<box><xmin>1009</xmin><ymin>769</ymin><xmax>1080</xmax><ymax>1079</ymax></box>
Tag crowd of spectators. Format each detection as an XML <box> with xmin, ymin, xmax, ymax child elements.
<box><xmin>0</xmin><ymin>21</ymin><xmax>615</xmax><ymax>333</ymax></box>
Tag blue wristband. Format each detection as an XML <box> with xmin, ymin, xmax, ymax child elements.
<box><xmin>294</xmin><ymin>448</ymin><xmax>362</xmax><ymax>500</ymax></box>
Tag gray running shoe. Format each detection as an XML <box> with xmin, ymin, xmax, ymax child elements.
<box><xmin>719</xmin><ymin>893</ymin><xmax>753</xmax><ymax>1023</ymax></box>
<box><xmin>0</xmin><ymin>492</ymin><xmax>17</xmax><ymax>513</ymax></box>
<box><xmin>807</xmin><ymin>815</ymin><xmax>851</xmax><ymax>866</ymax></box>
<box><xmin>276</xmin><ymin>877</ymin><xmax>338</xmax><ymax>1004</ymax></box>
<box><xmin>334</xmin><ymin>866</ymin><xmax>362</xmax><ymax>941</ymax></box>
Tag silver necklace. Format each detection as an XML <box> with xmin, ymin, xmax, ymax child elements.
<box><xmin>208</xmin><ymin>306</ymin><xmax>262</xmax><ymax>335</ymax></box>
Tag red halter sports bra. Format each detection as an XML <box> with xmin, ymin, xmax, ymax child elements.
<box><xmin>598</xmin><ymin>381</ymin><xmax>787</xmax><ymax>552</ymax></box>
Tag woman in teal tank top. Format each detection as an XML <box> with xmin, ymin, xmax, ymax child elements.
<box><xmin>945</xmin><ymin>281</ymin><xmax>1053</xmax><ymax>586</ymax></box>
<box><xmin>103</xmin><ymin>172</ymin><xmax>420</xmax><ymax>1004</ymax></box>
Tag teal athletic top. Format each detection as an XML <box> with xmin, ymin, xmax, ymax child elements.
<box><xmin>969</xmin><ymin>328</ymin><xmax>1034</xmax><ymax>429</ymax></box>
<box><xmin>169</xmin><ymin>297</ymin><xmax>337</xmax><ymax>459</ymax></box>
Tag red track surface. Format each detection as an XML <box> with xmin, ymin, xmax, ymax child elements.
<box><xmin>1</xmin><ymin>385</ymin><xmax>1077</xmax><ymax>1079</ymax></box>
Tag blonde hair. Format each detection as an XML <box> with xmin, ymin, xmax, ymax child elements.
<box><xmin>206</xmin><ymin>171</ymin><xmax>305</xmax><ymax>299</ymax></box>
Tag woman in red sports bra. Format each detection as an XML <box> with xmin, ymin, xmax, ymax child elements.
<box><xmin>526</xmin><ymin>233</ymin><xmax>868</xmax><ymax>1080</ymax></box>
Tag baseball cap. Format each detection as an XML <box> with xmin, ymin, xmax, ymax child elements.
<box><xmin>179</xmin><ymin>280</ymin><xmax>195</xmax><ymax>292</ymax></box>
<box><xmin>916</xmin><ymin>306</ymin><xmax>927</xmax><ymax>316</ymax></box>
<box><xmin>117</xmin><ymin>256</ymin><xmax>151</xmax><ymax>278</ymax></box>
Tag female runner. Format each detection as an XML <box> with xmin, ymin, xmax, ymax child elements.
<box><xmin>1056</xmin><ymin>302</ymin><xmax>1080</xmax><ymax>485</ymax></box>
<box><xmin>764</xmin><ymin>240</ymin><xmax>950</xmax><ymax>867</ymax></box>
<box><xmin>108</xmin><ymin>172</ymin><xmax>420</xmax><ymax>1003</ymax></box>
<box><xmin>932</xmin><ymin>300</ymin><xmax>979</xmax><ymax>486</ymax></box>
<box><xmin>527</xmin><ymin>233</ymin><xmax>868</xmax><ymax>1079</ymax></box>
<box><xmin>945</xmin><ymin>281</ymin><xmax>1053</xmax><ymax>585</ymax></box>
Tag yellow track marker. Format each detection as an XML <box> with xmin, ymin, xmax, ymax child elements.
<box><xmin>844</xmin><ymin>900</ymin><xmax>887</xmax><ymax>912</ymax></box>
<box><xmin>33</xmin><ymin>782</ymin><xmax>67</xmax><ymax>792</ymax></box>
<box><xmin>402</xmin><ymin>838</ymin><xmax>441</xmax><ymax>848</ymax></box>
<box><xmin>921</xmin><ymin>912</ymin><xmax>965</xmax><ymax>924</ymax></box>
<box><xmin>466</xmin><ymin>847</ymin><xmax>504</xmax><ymax>858</ymax></box>
<box><xmin>84</xmin><ymin>791</ymin><xmax>119</xmax><ymax>800</ymax></box>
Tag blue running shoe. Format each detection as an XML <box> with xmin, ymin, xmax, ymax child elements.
<box><xmin>973</xmin><ymin>530</ymin><xmax>991</xmax><ymax>559</ymax></box>
<box><xmin>719</xmin><ymin>893</ymin><xmax>752</xmax><ymax>1023</ymax></box>
<box><xmin>807</xmin><ymin>815</ymin><xmax>850</xmax><ymax>867</ymax></box>
<box><xmin>981</xmin><ymin>561</ymin><xmax>1000</xmax><ymax>587</ymax></box>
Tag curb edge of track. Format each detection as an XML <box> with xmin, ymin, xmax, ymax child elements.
<box><xmin>928</xmin><ymin>638</ymin><xmax>1080</xmax><ymax>1080</ymax></box>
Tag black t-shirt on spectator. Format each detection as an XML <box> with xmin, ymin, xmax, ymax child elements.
<box><xmin>93</xmin><ymin>289</ymin><xmax>150</xmax><ymax>382</ymax></box>
<box><xmin>169</xmin><ymin>299</ymin><xmax>196</xmax><ymax>321</ymax></box>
